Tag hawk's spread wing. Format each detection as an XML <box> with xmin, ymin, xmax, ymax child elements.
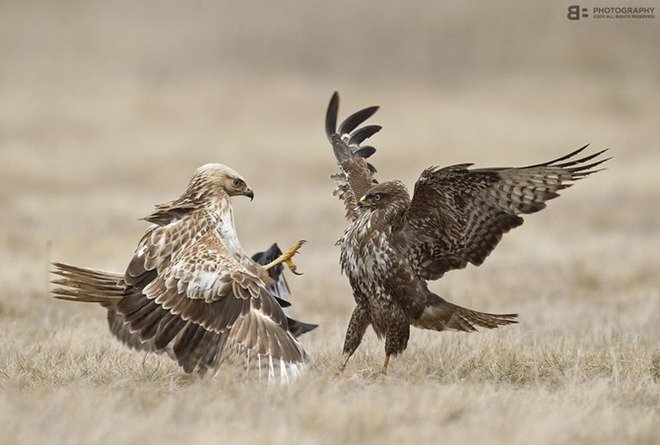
<box><xmin>403</xmin><ymin>145</ymin><xmax>610</xmax><ymax>280</ymax></box>
<box><xmin>325</xmin><ymin>92</ymin><xmax>381</xmax><ymax>221</ymax></box>
<box><xmin>118</xmin><ymin>214</ymin><xmax>305</xmax><ymax>376</ymax></box>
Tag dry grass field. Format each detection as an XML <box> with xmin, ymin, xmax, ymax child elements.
<box><xmin>1</xmin><ymin>1</ymin><xmax>658</xmax><ymax>444</ymax></box>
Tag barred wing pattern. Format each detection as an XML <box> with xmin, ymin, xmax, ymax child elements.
<box><xmin>107</xmin><ymin>309</ymin><xmax>158</xmax><ymax>353</ymax></box>
<box><xmin>325</xmin><ymin>92</ymin><xmax>381</xmax><ymax>221</ymax></box>
<box><xmin>53</xmin><ymin>210</ymin><xmax>306</xmax><ymax>379</ymax></box>
<box><xmin>322</xmin><ymin>93</ymin><xmax>607</xmax><ymax>372</ymax></box>
<box><xmin>404</xmin><ymin>146</ymin><xmax>610</xmax><ymax>280</ymax></box>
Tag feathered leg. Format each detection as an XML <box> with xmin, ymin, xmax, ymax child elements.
<box><xmin>337</xmin><ymin>304</ymin><xmax>371</xmax><ymax>374</ymax></box>
<box><xmin>382</xmin><ymin>319</ymin><xmax>410</xmax><ymax>375</ymax></box>
<box><xmin>381</xmin><ymin>355</ymin><xmax>390</xmax><ymax>375</ymax></box>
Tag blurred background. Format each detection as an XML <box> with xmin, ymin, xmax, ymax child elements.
<box><xmin>1</xmin><ymin>1</ymin><xmax>659</xmax><ymax>443</ymax></box>
<box><xmin>1</xmin><ymin>0</ymin><xmax>659</xmax><ymax>327</ymax></box>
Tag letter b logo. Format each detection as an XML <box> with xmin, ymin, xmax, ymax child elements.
<box><xmin>567</xmin><ymin>5</ymin><xmax>580</xmax><ymax>20</ymax></box>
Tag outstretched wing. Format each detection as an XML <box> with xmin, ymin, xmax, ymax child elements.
<box><xmin>119</xmin><ymin>217</ymin><xmax>305</xmax><ymax>377</ymax></box>
<box><xmin>403</xmin><ymin>145</ymin><xmax>610</xmax><ymax>280</ymax></box>
<box><xmin>107</xmin><ymin>309</ymin><xmax>158</xmax><ymax>353</ymax></box>
<box><xmin>325</xmin><ymin>92</ymin><xmax>381</xmax><ymax>221</ymax></box>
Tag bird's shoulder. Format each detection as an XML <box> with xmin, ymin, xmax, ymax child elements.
<box><xmin>125</xmin><ymin>207</ymin><xmax>247</xmax><ymax>285</ymax></box>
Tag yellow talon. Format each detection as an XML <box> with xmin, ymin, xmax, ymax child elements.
<box><xmin>264</xmin><ymin>240</ymin><xmax>306</xmax><ymax>275</ymax></box>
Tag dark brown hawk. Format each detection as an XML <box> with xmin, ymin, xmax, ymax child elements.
<box><xmin>325</xmin><ymin>93</ymin><xmax>609</xmax><ymax>374</ymax></box>
<box><xmin>52</xmin><ymin>163</ymin><xmax>315</xmax><ymax>382</ymax></box>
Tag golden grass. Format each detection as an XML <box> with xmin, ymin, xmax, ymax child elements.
<box><xmin>1</xmin><ymin>2</ymin><xmax>659</xmax><ymax>444</ymax></box>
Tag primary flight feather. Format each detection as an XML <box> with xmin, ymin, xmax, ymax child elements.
<box><xmin>52</xmin><ymin>163</ymin><xmax>314</xmax><ymax>380</ymax></box>
<box><xmin>325</xmin><ymin>92</ymin><xmax>609</xmax><ymax>374</ymax></box>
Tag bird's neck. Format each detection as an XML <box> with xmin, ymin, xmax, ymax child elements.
<box><xmin>211</xmin><ymin>195</ymin><xmax>246</xmax><ymax>259</ymax></box>
<box><xmin>362</xmin><ymin>205</ymin><xmax>406</xmax><ymax>233</ymax></box>
<box><xmin>380</xmin><ymin>199</ymin><xmax>410</xmax><ymax>224</ymax></box>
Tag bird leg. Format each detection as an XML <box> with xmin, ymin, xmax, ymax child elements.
<box><xmin>263</xmin><ymin>240</ymin><xmax>306</xmax><ymax>275</ymax></box>
<box><xmin>381</xmin><ymin>354</ymin><xmax>390</xmax><ymax>375</ymax></box>
<box><xmin>335</xmin><ymin>352</ymin><xmax>351</xmax><ymax>376</ymax></box>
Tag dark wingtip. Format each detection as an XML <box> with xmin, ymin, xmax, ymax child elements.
<box><xmin>348</xmin><ymin>125</ymin><xmax>382</xmax><ymax>146</ymax></box>
<box><xmin>273</xmin><ymin>296</ymin><xmax>292</xmax><ymax>308</ymax></box>
<box><xmin>251</xmin><ymin>244</ymin><xmax>285</xmax><ymax>281</ymax></box>
<box><xmin>527</xmin><ymin>144</ymin><xmax>591</xmax><ymax>168</ymax></box>
<box><xmin>299</xmin><ymin>322</ymin><xmax>319</xmax><ymax>335</ymax></box>
<box><xmin>325</xmin><ymin>92</ymin><xmax>340</xmax><ymax>142</ymax></box>
<box><xmin>354</xmin><ymin>146</ymin><xmax>376</xmax><ymax>159</ymax></box>
<box><xmin>338</xmin><ymin>105</ymin><xmax>380</xmax><ymax>136</ymax></box>
<box><xmin>569</xmin><ymin>156</ymin><xmax>612</xmax><ymax>178</ymax></box>
<box><xmin>556</xmin><ymin>148</ymin><xmax>609</xmax><ymax>168</ymax></box>
<box><xmin>574</xmin><ymin>167</ymin><xmax>608</xmax><ymax>178</ymax></box>
<box><xmin>287</xmin><ymin>318</ymin><xmax>319</xmax><ymax>337</ymax></box>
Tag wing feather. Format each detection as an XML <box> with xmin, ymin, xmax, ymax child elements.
<box><xmin>338</xmin><ymin>105</ymin><xmax>379</xmax><ymax>135</ymax></box>
<box><xmin>104</xmin><ymin>211</ymin><xmax>307</xmax><ymax>376</ymax></box>
<box><xmin>404</xmin><ymin>147</ymin><xmax>609</xmax><ymax>279</ymax></box>
<box><xmin>325</xmin><ymin>92</ymin><xmax>381</xmax><ymax>221</ymax></box>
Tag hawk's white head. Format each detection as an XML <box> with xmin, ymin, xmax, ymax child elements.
<box><xmin>189</xmin><ymin>163</ymin><xmax>254</xmax><ymax>201</ymax></box>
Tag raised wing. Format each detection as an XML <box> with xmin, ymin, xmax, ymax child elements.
<box><xmin>325</xmin><ymin>92</ymin><xmax>381</xmax><ymax>221</ymax></box>
<box><xmin>403</xmin><ymin>145</ymin><xmax>610</xmax><ymax>280</ymax></box>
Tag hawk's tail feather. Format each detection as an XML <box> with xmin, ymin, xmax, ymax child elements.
<box><xmin>51</xmin><ymin>262</ymin><xmax>126</xmax><ymax>307</ymax></box>
<box><xmin>444</xmin><ymin>307</ymin><xmax>518</xmax><ymax>332</ymax></box>
<box><xmin>415</xmin><ymin>293</ymin><xmax>518</xmax><ymax>332</ymax></box>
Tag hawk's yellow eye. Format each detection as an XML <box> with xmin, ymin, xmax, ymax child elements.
<box><xmin>373</xmin><ymin>194</ymin><xmax>381</xmax><ymax>201</ymax></box>
<box><xmin>233</xmin><ymin>178</ymin><xmax>245</xmax><ymax>188</ymax></box>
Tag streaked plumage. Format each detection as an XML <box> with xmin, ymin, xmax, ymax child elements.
<box><xmin>52</xmin><ymin>163</ymin><xmax>314</xmax><ymax>380</ymax></box>
<box><xmin>325</xmin><ymin>93</ymin><xmax>609</xmax><ymax>373</ymax></box>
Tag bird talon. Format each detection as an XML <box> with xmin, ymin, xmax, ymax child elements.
<box><xmin>263</xmin><ymin>240</ymin><xmax>306</xmax><ymax>274</ymax></box>
<box><xmin>285</xmin><ymin>258</ymin><xmax>304</xmax><ymax>275</ymax></box>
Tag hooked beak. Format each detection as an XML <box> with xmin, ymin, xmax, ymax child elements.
<box><xmin>243</xmin><ymin>189</ymin><xmax>254</xmax><ymax>201</ymax></box>
<box><xmin>357</xmin><ymin>195</ymin><xmax>368</xmax><ymax>208</ymax></box>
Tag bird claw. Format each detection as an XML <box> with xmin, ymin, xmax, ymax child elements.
<box><xmin>264</xmin><ymin>240</ymin><xmax>306</xmax><ymax>275</ymax></box>
<box><xmin>285</xmin><ymin>257</ymin><xmax>304</xmax><ymax>276</ymax></box>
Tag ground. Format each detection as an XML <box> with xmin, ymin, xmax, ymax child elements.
<box><xmin>0</xmin><ymin>2</ymin><xmax>658</xmax><ymax>444</ymax></box>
